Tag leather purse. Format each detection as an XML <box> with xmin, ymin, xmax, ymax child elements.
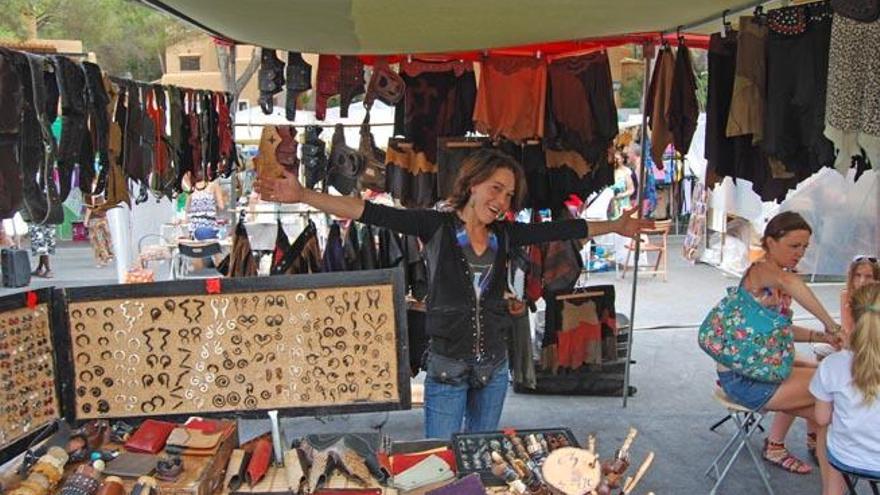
<box><xmin>832</xmin><ymin>0</ymin><xmax>880</xmax><ymax>21</ymax></box>
<box><xmin>328</xmin><ymin>123</ymin><xmax>365</xmax><ymax>195</ymax></box>
<box><xmin>124</xmin><ymin>420</ymin><xmax>177</xmax><ymax>454</ymax></box>
<box><xmin>103</xmin><ymin>453</ymin><xmax>158</xmax><ymax>478</ymax></box>
<box><xmin>245</xmin><ymin>438</ymin><xmax>272</xmax><ymax>487</ymax></box>
<box><xmin>357</xmin><ymin>112</ymin><xmax>386</xmax><ymax>193</ymax></box>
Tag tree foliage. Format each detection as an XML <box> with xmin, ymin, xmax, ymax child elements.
<box><xmin>0</xmin><ymin>0</ymin><xmax>198</xmax><ymax>80</ymax></box>
<box><xmin>618</xmin><ymin>72</ymin><xmax>644</xmax><ymax>109</ymax></box>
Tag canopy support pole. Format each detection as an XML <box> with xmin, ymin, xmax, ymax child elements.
<box><xmin>623</xmin><ymin>42</ymin><xmax>655</xmax><ymax>408</ymax></box>
<box><xmin>660</xmin><ymin>0</ymin><xmax>769</xmax><ymax>35</ymax></box>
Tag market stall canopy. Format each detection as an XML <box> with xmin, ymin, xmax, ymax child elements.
<box><xmin>140</xmin><ymin>0</ymin><xmax>762</xmax><ymax>55</ymax></box>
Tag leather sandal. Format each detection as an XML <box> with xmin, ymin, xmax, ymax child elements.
<box><xmin>763</xmin><ymin>438</ymin><xmax>812</xmax><ymax>474</ymax></box>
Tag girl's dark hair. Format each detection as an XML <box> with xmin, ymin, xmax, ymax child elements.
<box><xmin>447</xmin><ymin>149</ymin><xmax>527</xmax><ymax>212</ymax></box>
<box><xmin>762</xmin><ymin>211</ymin><xmax>812</xmax><ymax>249</ymax></box>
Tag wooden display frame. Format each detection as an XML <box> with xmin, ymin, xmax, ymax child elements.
<box><xmin>0</xmin><ymin>289</ymin><xmax>62</xmax><ymax>465</ymax></box>
<box><xmin>56</xmin><ymin>268</ymin><xmax>410</xmax><ymax>421</ymax></box>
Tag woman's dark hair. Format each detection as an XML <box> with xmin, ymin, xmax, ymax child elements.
<box><xmin>761</xmin><ymin>211</ymin><xmax>813</xmax><ymax>249</ymax></box>
<box><xmin>447</xmin><ymin>149</ymin><xmax>527</xmax><ymax>212</ymax></box>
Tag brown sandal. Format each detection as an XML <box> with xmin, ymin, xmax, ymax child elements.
<box><xmin>763</xmin><ymin>439</ymin><xmax>812</xmax><ymax>474</ymax></box>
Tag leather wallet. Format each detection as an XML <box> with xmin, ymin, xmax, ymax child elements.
<box><xmin>425</xmin><ymin>473</ymin><xmax>485</xmax><ymax>495</ymax></box>
<box><xmin>166</xmin><ymin>428</ymin><xmax>221</xmax><ymax>450</ymax></box>
<box><xmin>245</xmin><ymin>438</ymin><xmax>272</xmax><ymax>487</ymax></box>
<box><xmin>124</xmin><ymin>420</ymin><xmax>177</xmax><ymax>454</ymax></box>
<box><xmin>392</xmin><ymin>455</ymin><xmax>455</xmax><ymax>492</ymax></box>
<box><xmin>103</xmin><ymin>453</ymin><xmax>158</xmax><ymax>478</ymax></box>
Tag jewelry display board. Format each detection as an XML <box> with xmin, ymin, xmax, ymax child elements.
<box><xmin>58</xmin><ymin>268</ymin><xmax>409</xmax><ymax>420</ymax></box>
<box><xmin>0</xmin><ymin>289</ymin><xmax>61</xmax><ymax>465</ymax></box>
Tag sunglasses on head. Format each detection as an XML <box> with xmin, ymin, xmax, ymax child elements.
<box><xmin>853</xmin><ymin>255</ymin><xmax>878</xmax><ymax>264</ymax></box>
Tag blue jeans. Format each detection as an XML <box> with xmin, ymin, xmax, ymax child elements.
<box><xmin>423</xmin><ymin>359</ymin><xmax>509</xmax><ymax>438</ymax></box>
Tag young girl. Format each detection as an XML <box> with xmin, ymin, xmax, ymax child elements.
<box><xmin>810</xmin><ymin>282</ymin><xmax>880</xmax><ymax>494</ymax></box>
<box><xmin>841</xmin><ymin>256</ymin><xmax>879</xmax><ymax>334</ymax></box>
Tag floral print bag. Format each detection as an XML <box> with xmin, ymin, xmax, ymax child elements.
<box><xmin>698</xmin><ymin>286</ymin><xmax>795</xmax><ymax>383</ymax></box>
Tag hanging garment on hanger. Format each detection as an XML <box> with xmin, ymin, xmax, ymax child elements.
<box><xmin>384</xmin><ymin>138</ymin><xmax>438</xmax><ymax>208</ymax></box>
<box><xmin>270</xmin><ymin>219</ymin><xmax>293</xmax><ymax>275</ymax></box>
<box><xmin>226</xmin><ymin>221</ymin><xmax>257</xmax><ymax>277</ymax></box>
<box><xmin>0</xmin><ymin>48</ymin><xmax>24</xmax><ymax>219</ymax></box>
<box><xmin>546</xmin><ymin>51</ymin><xmax>619</xmax><ymax>166</ymax></box>
<box><xmin>53</xmin><ymin>55</ymin><xmax>90</xmax><ymax>203</ymax></box>
<box><xmin>145</xmin><ymin>86</ymin><xmax>173</xmax><ymax>197</ymax></box>
<box><xmin>287</xmin><ymin>220</ymin><xmax>322</xmax><ymax>274</ymax></box>
<box><xmin>763</xmin><ymin>2</ymin><xmax>834</xmax><ymax>178</ymax></box>
<box><xmin>395</xmin><ymin>59</ymin><xmax>477</xmax><ymax>164</ymax></box>
<box><xmin>357</xmin><ymin>224</ymin><xmax>378</xmax><ymax>270</ymax></box>
<box><xmin>474</xmin><ymin>55</ymin><xmax>547</xmax><ymax>142</ymax></box>
<box><xmin>668</xmin><ymin>43</ymin><xmax>700</xmax><ymax>157</ymax></box>
<box><xmin>377</xmin><ymin>227</ymin><xmax>404</xmax><ymax>269</ymax></box>
<box><xmin>825</xmin><ymin>13</ymin><xmax>880</xmax><ymax>173</ymax></box>
<box><xmin>344</xmin><ymin>221</ymin><xmax>361</xmax><ymax>271</ymax></box>
<box><xmin>285</xmin><ymin>52</ymin><xmax>311</xmax><ymax>121</ymax></box>
<box><xmin>168</xmin><ymin>86</ymin><xmax>187</xmax><ymax>191</ymax></box>
<box><xmin>19</xmin><ymin>53</ymin><xmax>63</xmax><ymax>225</ymax></box>
<box><xmin>322</xmin><ymin>222</ymin><xmax>346</xmax><ymax>272</ymax></box>
<box><xmin>726</xmin><ymin>16</ymin><xmax>768</xmax><ymax>144</ymax></box>
<box><xmin>82</xmin><ymin>62</ymin><xmax>111</xmax><ymax>195</ymax></box>
<box><xmin>646</xmin><ymin>46</ymin><xmax>675</xmax><ymax>169</ymax></box>
<box><xmin>216</xmin><ymin>92</ymin><xmax>236</xmax><ymax>178</ymax></box>
<box><xmin>403</xmin><ymin>234</ymin><xmax>428</xmax><ymax>301</ymax></box>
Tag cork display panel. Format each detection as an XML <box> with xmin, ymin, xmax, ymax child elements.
<box><xmin>0</xmin><ymin>290</ymin><xmax>60</xmax><ymax>457</ymax></box>
<box><xmin>62</xmin><ymin>270</ymin><xmax>409</xmax><ymax>420</ymax></box>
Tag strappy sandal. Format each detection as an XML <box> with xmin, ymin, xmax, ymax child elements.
<box><xmin>763</xmin><ymin>438</ymin><xmax>812</xmax><ymax>474</ymax></box>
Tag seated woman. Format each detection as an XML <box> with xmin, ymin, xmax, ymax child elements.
<box><xmin>811</xmin><ymin>282</ymin><xmax>880</xmax><ymax>495</ymax></box>
<box><xmin>709</xmin><ymin>212</ymin><xmax>842</xmax><ymax>474</ymax></box>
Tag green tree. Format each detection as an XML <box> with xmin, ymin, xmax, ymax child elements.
<box><xmin>618</xmin><ymin>72</ymin><xmax>644</xmax><ymax>109</ymax></box>
<box><xmin>0</xmin><ymin>0</ymin><xmax>197</xmax><ymax>80</ymax></box>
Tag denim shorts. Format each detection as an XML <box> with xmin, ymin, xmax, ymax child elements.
<box><xmin>827</xmin><ymin>446</ymin><xmax>880</xmax><ymax>479</ymax></box>
<box><xmin>718</xmin><ymin>370</ymin><xmax>779</xmax><ymax>411</ymax></box>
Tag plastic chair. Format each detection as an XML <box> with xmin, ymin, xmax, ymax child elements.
<box><xmin>171</xmin><ymin>239</ymin><xmax>222</xmax><ymax>280</ymax></box>
<box><xmin>705</xmin><ymin>387</ymin><xmax>774</xmax><ymax>495</ymax></box>
<box><xmin>828</xmin><ymin>455</ymin><xmax>880</xmax><ymax>495</ymax></box>
<box><xmin>620</xmin><ymin>220</ymin><xmax>671</xmax><ymax>281</ymax></box>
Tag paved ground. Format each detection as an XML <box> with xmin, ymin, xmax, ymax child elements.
<box><xmin>2</xmin><ymin>237</ymin><xmax>849</xmax><ymax>493</ymax></box>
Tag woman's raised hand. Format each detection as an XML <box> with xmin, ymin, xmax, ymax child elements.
<box><xmin>254</xmin><ymin>169</ymin><xmax>304</xmax><ymax>204</ymax></box>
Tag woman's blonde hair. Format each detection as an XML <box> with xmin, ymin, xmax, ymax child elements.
<box><xmin>850</xmin><ymin>282</ymin><xmax>880</xmax><ymax>405</ymax></box>
<box><xmin>847</xmin><ymin>258</ymin><xmax>880</xmax><ymax>295</ymax></box>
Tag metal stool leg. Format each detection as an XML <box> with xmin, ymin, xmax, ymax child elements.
<box><xmin>709</xmin><ymin>414</ymin><xmax>733</xmax><ymax>432</ymax></box>
<box><xmin>842</xmin><ymin>473</ymin><xmax>858</xmax><ymax>495</ymax></box>
<box><xmin>734</xmin><ymin>412</ymin><xmax>774</xmax><ymax>495</ymax></box>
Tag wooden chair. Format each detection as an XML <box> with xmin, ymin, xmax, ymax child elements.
<box><xmin>620</xmin><ymin>220</ymin><xmax>672</xmax><ymax>281</ymax></box>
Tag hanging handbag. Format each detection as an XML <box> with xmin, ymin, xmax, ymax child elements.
<box><xmin>328</xmin><ymin>123</ymin><xmax>365</xmax><ymax>195</ymax></box>
<box><xmin>698</xmin><ymin>286</ymin><xmax>794</xmax><ymax>383</ymax></box>
<box><xmin>357</xmin><ymin>111</ymin><xmax>386</xmax><ymax>192</ymax></box>
<box><xmin>831</xmin><ymin>0</ymin><xmax>880</xmax><ymax>22</ymax></box>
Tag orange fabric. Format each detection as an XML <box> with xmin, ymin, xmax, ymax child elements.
<box><xmin>385</xmin><ymin>143</ymin><xmax>437</xmax><ymax>174</ymax></box>
<box><xmin>545</xmin><ymin>148</ymin><xmax>592</xmax><ymax>178</ymax></box>
<box><xmin>473</xmin><ymin>56</ymin><xmax>546</xmax><ymax>142</ymax></box>
<box><xmin>557</xmin><ymin>329</ymin><xmax>574</xmax><ymax>368</ymax></box>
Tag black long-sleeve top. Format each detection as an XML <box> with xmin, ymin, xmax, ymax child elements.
<box><xmin>360</xmin><ymin>201</ymin><xmax>589</xmax><ymax>361</ymax></box>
